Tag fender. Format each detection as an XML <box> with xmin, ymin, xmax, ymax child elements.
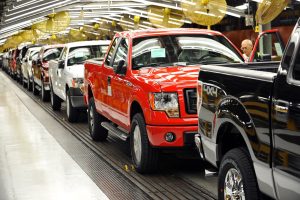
<box><xmin>214</xmin><ymin>96</ymin><xmax>270</xmax><ymax>164</ymax></box>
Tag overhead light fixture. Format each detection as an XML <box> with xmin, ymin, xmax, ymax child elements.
<box><xmin>236</xmin><ymin>3</ymin><xmax>248</xmax><ymax>10</ymax></box>
<box><xmin>219</xmin><ymin>10</ymin><xmax>241</xmax><ymax>18</ymax></box>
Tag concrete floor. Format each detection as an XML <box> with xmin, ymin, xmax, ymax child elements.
<box><xmin>0</xmin><ymin>72</ymin><xmax>109</xmax><ymax>200</ymax></box>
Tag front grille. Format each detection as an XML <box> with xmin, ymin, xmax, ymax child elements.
<box><xmin>184</xmin><ymin>88</ymin><xmax>197</xmax><ymax>114</ymax></box>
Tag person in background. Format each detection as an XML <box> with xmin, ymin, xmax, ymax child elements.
<box><xmin>241</xmin><ymin>39</ymin><xmax>253</xmax><ymax>62</ymax></box>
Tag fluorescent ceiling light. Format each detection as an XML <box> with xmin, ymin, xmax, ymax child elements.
<box><xmin>236</xmin><ymin>3</ymin><xmax>248</xmax><ymax>10</ymax></box>
<box><xmin>219</xmin><ymin>10</ymin><xmax>241</xmax><ymax>18</ymax></box>
<box><xmin>195</xmin><ymin>11</ymin><xmax>216</xmax><ymax>17</ymax></box>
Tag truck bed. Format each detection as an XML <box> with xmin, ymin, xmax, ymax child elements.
<box><xmin>217</xmin><ymin>61</ymin><xmax>279</xmax><ymax>73</ymax></box>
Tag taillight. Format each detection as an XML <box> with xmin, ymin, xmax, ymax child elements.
<box><xmin>197</xmin><ymin>80</ymin><xmax>203</xmax><ymax>116</ymax></box>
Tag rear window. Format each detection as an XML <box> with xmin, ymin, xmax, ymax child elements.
<box><xmin>67</xmin><ymin>45</ymin><xmax>108</xmax><ymax>66</ymax></box>
<box><xmin>43</xmin><ymin>47</ymin><xmax>63</xmax><ymax>61</ymax></box>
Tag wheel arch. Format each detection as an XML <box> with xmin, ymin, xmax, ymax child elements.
<box><xmin>130</xmin><ymin>101</ymin><xmax>144</xmax><ymax>123</ymax></box>
<box><xmin>214</xmin><ymin>97</ymin><xmax>261</xmax><ymax>165</ymax></box>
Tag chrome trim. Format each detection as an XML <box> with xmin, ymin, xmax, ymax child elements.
<box><xmin>194</xmin><ymin>134</ymin><xmax>204</xmax><ymax>160</ymax></box>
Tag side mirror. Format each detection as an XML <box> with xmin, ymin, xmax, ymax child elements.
<box><xmin>58</xmin><ymin>60</ymin><xmax>65</xmax><ymax>69</ymax></box>
<box><xmin>114</xmin><ymin>60</ymin><xmax>126</xmax><ymax>74</ymax></box>
<box><xmin>29</xmin><ymin>56</ymin><xmax>32</xmax><ymax>61</ymax></box>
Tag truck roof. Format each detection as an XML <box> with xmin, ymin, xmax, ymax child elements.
<box><xmin>115</xmin><ymin>28</ymin><xmax>223</xmax><ymax>38</ymax></box>
<box><xmin>65</xmin><ymin>40</ymin><xmax>111</xmax><ymax>48</ymax></box>
<box><xmin>41</xmin><ymin>44</ymin><xmax>65</xmax><ymax>50</ymax></box>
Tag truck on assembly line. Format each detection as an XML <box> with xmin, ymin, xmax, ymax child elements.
<box><xmin>196</xmin><ymin>20</ymin><xmax>300</xmax><ymax>199</ymax></box>
<box><xmin>48</xmin><ymin>40</ymin><xmax>110</xmax><ymax>122</ymax></box>
<box><xmin>84</xmin><ymin>28</ymin><xmax>245</xmax><ymax>173</ymax></box>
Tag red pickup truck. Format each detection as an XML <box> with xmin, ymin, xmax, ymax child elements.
<box><xmin>84</xmin><ymin>28</ymin><xmax>244</xmax><ymax>173</ymax></box>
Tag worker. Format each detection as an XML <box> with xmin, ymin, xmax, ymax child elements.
<box><xmin>241</xmin><ymin>39</ymin><xmax>253</xmax><ymax>62</ymax></box>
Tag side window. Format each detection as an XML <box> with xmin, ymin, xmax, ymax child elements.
<box><xmin>105</xmin><ymin>38</ymin><xmax>119</xmax><ymax>66</ymax></box>
<box><xmin>60</xmin><ymin>47</ymin><xmax>68</xmax><ymax>60</ymax></box>
<box><xmin>283</xmin><ymin>31</ymin><xmax>299</xmax><ymax>70</ymax></box>
<box><xmin>292</xmin><ymin>39</ymin><xmax>300</xmax><ymax>80</ymax></box>
<box><xmin>112</xmin><ymin>38</ymin><xmax>128</xmax><ymax>70</ymax></box>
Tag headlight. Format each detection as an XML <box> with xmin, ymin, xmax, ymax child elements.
<box><xmin>72</xmin><ymin>78</ymin><xmax>84</xmax><ymax>92</ymax></box>
<box><xmin>149</xmin><ymin>92</ymin><xmax>179</xmax><ymax>118</ymax></box>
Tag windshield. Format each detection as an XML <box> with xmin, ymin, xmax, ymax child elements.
<box><xmin>132</xmin><ymin>34</ymin><xmax>243</xmax><ymax>69</ymax></box>
<box><xmin>43</xmin><ymin>47</ymin><xmax>63</xmax><ymax>62</ymax></box>
<box><xmin>31</xmin><ymin>51</ymin><xmax>39</xmax><ymax>60</ymax></box>
<box><xmin>67</xmin><ymin>45</ymin><xmax>108</xmax><ymax>66</ymax></box>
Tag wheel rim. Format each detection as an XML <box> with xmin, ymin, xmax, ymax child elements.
<box><xmin>224</xmin><ymin>168</ymin><xmax>245</xmax><ymax>200</ymax></box>
<box><xmin>66</xmin><ymin>94</ymin><xmax>70</xmax><ymax>117</ymax></box>
<box><xmin>133</xmin><ymin>124</ymin><xmax>142</xmax><ymax>165</ymax></box>
<box><xmin>89</xmin><ymin>105</ymin><xmax>94</xmax><ymax>130</ymax></box>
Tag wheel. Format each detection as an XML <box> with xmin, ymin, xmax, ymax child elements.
<box><xmin>50</xmin><ymin>83</ymin><xmax>61</xmax><ymax>111</ymax></box>
<box><xmin>88</xmin><ymin>97</ymin><xmax>108</xmax><ymax>141</ymax></box>
<box><xmin>27</xmin><ymin>75</ymin><xmax>32</xmax><ymax>91</ymax></box>
<box><xmin>66</xmin><ymin>90</ymin><xmax>79</xmax><ymax>122</ymax></box>
<box><xmin>218</xmin><ymin>148</ymin><xmax>259</xmax><ymax>200</ymax></box>
<box><xmin>41</xmin><ymin>80</ymin><xmax>50</xmax><ymax>102</ymax></box>
<box><xmin>32</xmin><ymin>77</ymin><xmax>39</xmax><ymax>96</ymax></box>
<box><xmin>130</xmin><ymin>113</ymin><xmax>158</xmax><ymax>173</ymax></box>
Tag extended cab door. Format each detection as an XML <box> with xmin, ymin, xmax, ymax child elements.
<box><xmin>52</xmin><ymin>47</ymin><xmax>67</xmax><ymax>97</ymax></box>
<box><xmin>250</xmin><ymin>30</ymin><xmax>285</xmax><ymax>62</ymax></box>
<box><xmin>99</xmin><ymin>37</ymin><xmax>119</xmax><ymax>117</ymax></box>
<box><xmin>110</xmin><ymin>38</ymin><xmax>130</xmax><ymax>128</ymax></box>
<box><xmin>272</xmin><ymin>29</ymin><xmax>300</xmax><ymax>199</ymax></box>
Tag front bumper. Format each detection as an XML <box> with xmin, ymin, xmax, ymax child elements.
<box><xmin>69</xmin><ymin>87</ymin><xmax>86</xmax><ymax>109</ymax></box>
<box><xmin>146</xmin><ymin>125</ymin><xmax>198</xmax><ymax>147</ymax></box>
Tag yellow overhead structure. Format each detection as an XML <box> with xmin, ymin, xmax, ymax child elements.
<box><xmin>32</xmin><ymin>11</ymin><xmax>71</xmax><ymax>34</ymax></box>
<box><xmin>147</xmin><ymin>6</ymin><xmax>184</xmax><ymax>28</ymax></box>
<box><xmin>181</xmin><ymin>0</ymin><xmax>227</xmax><ymax>28</ymax></box>
<box><xmin>79</xmin><ymin>25</ymin><xmax>103</xmax><ymax>40</ymax></box>
<box><xmin>118</xmin><ymin>15</ymin><xmax>144</xmax><ymax>30</ymax></box>
<box><xmin>69</xmin><ymin>28</ymin><xmax>88</xmax><ymax>42</ymax></box>
<box><xmin>256</xmin><ymin>0</ymin><xmax>288</xmax><ymax>25</ymax></box>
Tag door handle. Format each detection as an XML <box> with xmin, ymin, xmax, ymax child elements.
<box><xmin>274</xmin><ymin>105</ymin><xmax>288</xmax><ymax>113</ymax></box>
<box><xmin>124</xmin><ymin>80</ymin><xmax>132</xmax><ymax>87</ymax></box>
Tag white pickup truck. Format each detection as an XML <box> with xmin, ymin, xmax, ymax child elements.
<box><xmin>49</xmin><ymin>40</ymin><xmax>110</xmax><ymax>122</ymax></box>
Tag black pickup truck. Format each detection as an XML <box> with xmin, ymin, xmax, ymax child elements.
<box><xmin>196</xmin><ymin>21</ymin><xmax>300</xmax><ymax>199</ymax></box>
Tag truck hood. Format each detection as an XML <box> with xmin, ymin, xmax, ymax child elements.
<box><xmin>136</xmin><ymin>65</ymin><xmax>200</xmax><ymax>90</ymax></box>
<box><xmin>66</xmin><ymin>64</ymin><xmax>84</xmax><ymax>78</ymax></box>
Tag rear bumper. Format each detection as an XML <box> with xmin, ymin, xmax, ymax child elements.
<box><xmin>69</xmin><ymin>87</ymin><xmax>86</xmax><ymax>109</ymax></box>
<box><xmin>146</xmin><ymin>125</ymin><xmax>198</xmax><ymax>147</ymax></box>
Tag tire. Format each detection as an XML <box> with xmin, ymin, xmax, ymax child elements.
<box><xmin>32</xmin><ymin>77</ymin><xmax>39</xmax><ymax>96</ymax></box>
<box><xmin>41</xmin><ymin>80</ymin><xmax>50</xmax><ymax>102</ymax></box>
<box><xmin>50</xmin><ymin>83</ymin><xmax>61</xmax><ymax>111</ymax></box>
<box><xmin>22</xmin><ymin>75</ymin><xmax>27</xmax><ymax>88</ymax></box>
<box><xmin>66</xmin><ymin>90</ymin><xmax>79</xmax><ymax>123</ymax></box>
<box><xmin>88</xmin><ymin>98</ymin><xmax>108</xmax><ymax>141</ymax></box>
<box><xmin>218</xmin><ymin>148</ymin><xmax>259</xmax><ymax>200</ymax></box>
<box><xmin>130</xmin><ymin>113</ymin><xmax>158</xmax><ymax>174</ymax></box>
